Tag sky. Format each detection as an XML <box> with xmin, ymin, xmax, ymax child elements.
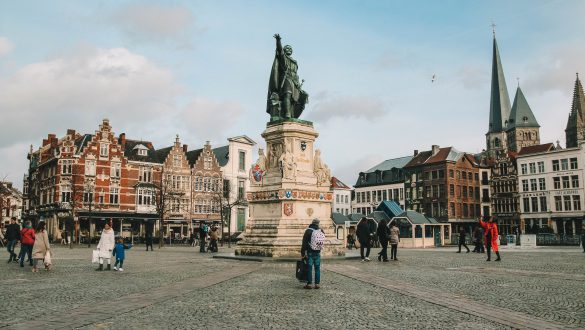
<box><xmin>1</xmin><ymin>0</ymin><xmax>585</xmax><ymax>190</ymax></box>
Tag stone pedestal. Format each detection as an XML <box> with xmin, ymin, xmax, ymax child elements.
<box><xmin>235</xmin><ymin>120</ymin><xmax>345</xmax><ymax>258</ymax></box>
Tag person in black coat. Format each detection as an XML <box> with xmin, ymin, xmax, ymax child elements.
<box><xmin>376</xmin><ymin>219</ymin><xmax>390</xmax><ymax>262</ymax></box>
<box><xmin>457</xmin><ymin>227</ymin><xmax>470</xmax><ymax>253</ymax></box>
<box><xmin>356</xmin><ymin>217</ymin><xmax>374</xmax><ymax>261</ymax></box>
<box><xmin>5</xmin><ymin>217</ymin><xmax>21</xmax><ymax>263</ymax></box>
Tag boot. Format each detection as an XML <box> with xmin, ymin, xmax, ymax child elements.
<box><xmin>106</xmin><ymin>264</ymin><xmax>111</xmax><ymax>271</ymax></box>
<box><xmin>95</xmin><ymin>264</ymin><xmax>103</xmax><ymax>271</ymax></box>
<box><xmin>495</xmin><ymin>252</ymin><xmax>501</xmax><ymax>261</ymax></box>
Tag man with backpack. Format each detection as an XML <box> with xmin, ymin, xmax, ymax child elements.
<box><xmin>301</xmin><ymin>218</ymin><xmax>325</xmax><ymax>290</ymax></box>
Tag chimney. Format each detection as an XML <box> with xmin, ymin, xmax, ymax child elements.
<box><xmin>183</xmin><ymin>144</ymin><xmax>188</xmax><ymax>153</ymax></box>
<box><xmin>67</xmin><ymin>129</ymin><xmax>76</xmax><ymax>136</ymax></box>
<box><xmin>431</xmin><ymin>145</ymin><xmax>440</xmax><ymax>156</ymax></box>
<box><xmin>413</xmin><ymin>150</ymin><xmax>419</xmax><ymax>156</ymax></box>
<box><xmin>119</xmin><ymin>133</ymin><xmax>126</xmax><ymax>147</ymax></box>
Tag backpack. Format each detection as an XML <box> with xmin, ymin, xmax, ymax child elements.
<box><xmin>309</xmin><ymin>228</ymin><xmax>325</xmax><ymax>251</ymax></box>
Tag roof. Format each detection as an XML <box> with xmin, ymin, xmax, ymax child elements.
<box><xmin>488</xmin><ymin>36</ymin><xmax>512</xmax><ymax>133</ymax></box>
<box><xmin>404</xmin><ymin>150</ymin><xmax>432</xmax><ymax>168</ymax></box>
<box><xmin>154</xmin><ymin>146</ymin><xmax>172</xmax><ymax>164</ymax></box>
<box><xmin>227</xmin><ymin>135</ymin><xmax>256</xmax><ymax>146</ymax></box>
<box><xmin>330</xmin><ymin>176</ymin><xmax>351</xmax><ymax>190</ymax></box>
<box><xmin>331</xmin><ymin>212</ymin><xmax>351</xmax><ymax>225</ymax></box>
<box><xmin>212</xmin><ymin>145</ymin><xmax>230</xmax><ymax>167</ymax></box>
<box><xmin>377</xmin><ymin>200</ymin><xmax>403</xmax><ymax>218</ymax></box>
<box><xmin>123</xmin><ymin>139</ymin><xmax>160</xmax><ymax>163</ymax></box>
<box><xmin>395</xmin><ymin>210</ymin><xmax>440</xmax><ymax>225</ymax></box>
<box><xmin>425</xmin><ymin>147</ymin><xmax>463</xmax><ymax>164</ymax></box>
<box><xmin>348</xmin><ymin>213</ymin><xmax>365</xmax><ymax>222</ymax></box>
<box><xmin>366</xmin><ymin>156</ymin><xmax>413</xmax><ymax>172</ymax></box>
<box><xmin>506</xmin><ymin>86</ymin><xmax>539</xmax><ymax>130</ymax></box>
<box><xmin>74</xmin><ymin>134</ymin><xmax>93</xmax><ymax>155</ymax></box>
<box><xmin>185</xmin><ymin>148</ymin><xmax>203</xmax><ymax>166</ymax></box>
<box><xmin>367</xmin><ymin>211</ymin><xmax>391</xmax><ymax>222</ymax></box>
<box><xmin>517</xmin><ymin>143</ymin><xmax>555</xmax><ymax>156</ymax></box>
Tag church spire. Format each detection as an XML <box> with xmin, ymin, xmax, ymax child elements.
<box><xmin>507</xmin><ymin>86</ymin><xmax>539</xmax><ymax>130</ymax></box>
<box><xmin>565</xmin><ymin>74</ymin><xmax>585</xmax><ymax>148</ymax></box>
<box><xmin>487</xmin><ymin>35</ymin><xmax>511</xmax><ymax>134</ymax></box>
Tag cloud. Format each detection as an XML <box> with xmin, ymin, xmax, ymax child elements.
<box><xmin>307</xmin><ymin>92</ymin><xmax>389</xmax><ymax>123</ymax></box>
<box><xmin>109</xmin><ymin>4</ymin><xmax>198</xmax><ymax>45</ymax></box>
<box><xmin>178</xmin><ymin>98</ymin><xmax>245</xmax><ymax>141</ymax></box>
<box><xmin>330</xmin><ymin>153</ymin><xmax>386</xmax><ymax>188</ymax></box>
<box><xmin>456</xmin><ymin>65</ymin><xmax>489</xmax><ymax>90</ymax></box>
<box><xmin>0</xmin><ymin>37</ymin><xmax>14</xmax><ymax>56</ymax></box>
<box><xmin>0</xmin><ymin>47</ymin><xmax>181</xmax><ymax>149</ymax></box>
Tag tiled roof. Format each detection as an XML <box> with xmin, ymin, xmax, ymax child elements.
<box><xmin>330</xmin><ymin>176</ymin><xmax>351</xmax><ymax>190</ymax></box>
<box><xmin>74</xmin><ymin>134</ymin><xmax>93</xmax><ymax>155</ymax></box>
<box><xmin>331</xmin><ymin>212</ymin><xmax>351</xmax><ymax>225</ymax></box>
<box><xmin>185</xmin><ymin>148</ymin><xmax>203</xmax><ymax>166</ymax></box>
<box><xmin>517</xmin><ymin>143</ymin><xmax>555</xmax><ymax>156</ymax></box>
<box><xmin>395</xmin><ymin>210</ymin><xmax>440</xmax><ymax>225</ymax></box>
<box><xmin>123</xmin><ymin>139</ymin><xmax>160</xmax><ymax>163</ymax></box>
<box><xmin>366</xmin><ymin>156</ymin><xmax>413</xmax><ymax>172</ymax></box>
<box><xmin>367</xmin><ymin>211</ymin><xmax>391</xmax><ymax>222</ymax></box>
<box><xmin>154</xmin><ymin>146</ymin><xmax>172</xmax><ymax>164</ymax></box>
<box><xmin>404</xmin><ymin>150</ymin><xmax>432</xmax><ymax>168</ymax></box>
<box><xmin>506</xmin><ymin>86</ymin><xmax>539</xmax><ymax>130</ymax></box>
<box><xmin>212</xmin><ymin>145</ymin><xmax>230</xmax><ymax>167</ymax></box>
<box><xmin>425</xmin><ymin>147</ymin><xmax>463</xmax><ymax>164</ymax></box>
<box><xmin>377</xmin><ymin>200</ymin><xmax>403</xmax><ymax>218</ymax></box>
<box><xmin>348</xmin><ymin>213</ymin><xmax>365</xmax><ymax>222</ymax></box>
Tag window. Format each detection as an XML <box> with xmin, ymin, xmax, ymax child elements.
<box><xmin>100</xmin><ymin>144</ymin><xmax>108</xmax><ymax>157</ymax></box>
<box><xmin>463</xmin><ymin>203</ymin><xmax>468</xmax><ymax>217</ymax></box>
<box><xmin>85</xmin><ymin>160</ymin><xmax>96</xmax><ymax>176</ymax></box>
<box><xmin>138</xmin><ymin>148</ymin><xmax>147</xmax><ymax>156</ymax></box>
<box><xmin>449</xmin><ymin>170</ymin><xmax>454</xmax><ymax>178</ymax></box>
<box><xmin>530</xmin><ymin>179</ymin><xmax>537</xmax><ymax>191</ymax></box>
<box><xmin>462</xmin><ymin>186</ymin><xmax>467</xmax><ymax>198</ymax></box>
<box><xmin>61</xmin><ymin>160</ymin><xmax>73</xmax><ymax>174</ymax></box>
<box><xmin>139</xmin><ymin>167</ymin><xmax>152</xmax><ymax>183</ymax></box>
<box><xmin>522</xmin><ymin>180</ymin><xmax>529</xmax><ymax>192</ymax></box>
<box><xmin>382</xmin><ymin>190</ymin><xmax>387</xmax><ymax>200</ymax></box>
<box><xmin>110</xmin><ymin>162</ymin><xmax>121</xmax><ymax>178</ymax></box>
<box><xmin>400</xmin><ymin>188</ymin><xmax>404</xmax><ymax>200</ymax></box>
<box><xmin>457</xmin><ymin>186</ymin><xmax>461</xmax><ymax>197</ymax></box>
<box><xmin>356</xmin><ymin>193</ymin><xmax>361</xmax><ymax>203</ymax></box>
<box><xmin>552</xmin><ymin>160</ymin><xmax>559</xmax><ymax>171</ymax></box>
<box><xmin>553</xmin><ymin>177</ymin><xmax>561</xmax><ymax>189</ymax></box>
<box><xmin>98</xmin><ymin>195</ymin><xmax>104</xmax><ymax>205</ymax></box>
<box><xmin>345</xmin><ymin>195</ymin><xmax>348</xmax><ymax>204</ymax></box>
<box><xmin>561</xmin><ymin>159</ymin><xmax>569</xmax><ymax>171</ymax></box>
<box><xmin>238</xmin><ymin>180</ymin><xmax>245</xmax><ymax>200</ymax></box>
<box><xmin>562</xmin><ymin>176</ymin><xmax>570</xmax><ymax>189</ymax></box>
<box><xmin>538</xmin><ymin>178</ymin><xmax>546</xmax><ymax>190</ymax></box>
<box><xmin>450</xmin><ymin>203</ymin><xmax>455</xmax><ymax>216</ymax></box>
<box><xmin>239</xmin><ymin>151</ymin><xmax>246</xmax><ymax>171</ymax></box>
<box><xmin>554</xmin><ymin>196</ymin><xmax>562</xmax><ymax>211</ymax></box>
<box><xmin>540</xmin><ymin>196</ymin><xmax>547</xmax><ymax>212</ymax></box>
<box><xmin>109</xmin><ymin>187</ymin><xmax>119</xmax><ymax>205</ymax></box>
<box><xmin>537</xmin><ymin>161</ymin><xmax>545</xmax><ymax>173</ymax></box>
<box><xmin>61</xmin><ymin>186</ymin><xmax>71</xmax><ymax>203</ymax></box>
<box><xmin>570</xmin><ymin>157</ymin><xmax>578</xmax><ymax>170</ymax></box>
<box><xmin>564</xmin><ymin>196</ymin><xmax>572</xmax><ymax>211</ymax></box>
<box><xmin>573</xmin><ymin>195</ymin><xmax>581</xmax><ymax>211</ymax></box>
<box><xmin>523</xmin><ymin>198</ymin><xmax>530</xmax><ymax>213</ymax></box>
<box><xmin>137</xmin><ymin>188</ymin><xmax>153</xmax><ymax>205</ymax></box>
<box><xmin>173</xmin><ymin>154</ymin><xmax>181</xmax><ymax>167</ymax></box>
<box><xmin>529</xmin><ymin>163</ymin><xmax>536</xmax><ymax>174</ymax></box>
<box><xmin>572</xmin><ymin>175</ymin><xmax>580</xmax><ymax>188</ymax></box>
<box><xmin>439</xmin><ymin>185</ymin><xmax>445</xmax><ymax>198</ymax></box>
<box><xmin>83</xmin><ymin>191</ymin><xmax>93</xmax><ymax>204</ymax></box>
<box><xmin>531</xmin><ymin>197</ymin><xmax>538</xmax><ymax>212</ymax></box>
<box><xmin>456</xmin><ymin>171</ymin><xmax>460</xmax><ymax>179</ymax></box>
<box><xmin>521</xmin><ymin>164</ymin><xmax>527</xmax><ymax>175</ymax></box>
<box><xmin>462</xmin><ymin>171</ymin><xmax>467</xmax><ymax>180</ymax></box>
<box><xmin>449</xmin><ymin>184</ymin><xmax>454</xmax><ymax>196</ymax></box>
<box><xmin>204</xmin><ymin>157</ymin><xmax>212</xmax><ymax>170</ymax></box>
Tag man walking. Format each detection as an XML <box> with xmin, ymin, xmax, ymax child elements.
<box><xmin>581</xmin><ymin>225</ymin><xmax>585</xmax><ymax>253</ymax></box>
<box><xmin>5</xmin><ymin>217</ymin><xmax>20</xmax><ymax>263</ymax></box>
<box><xmin>301</xmin><ymin>218</ymin><xmax>325</xmax><ymax>289</ymax></box>
<box><xmin>457</xmin><ymin>227</ymin><xmax>470</xmax><ymax>253</ymax></box>
<box><xmin>199</xmin><ymin>224</ymin><xmax>207</xmax><ymax>253</ymax></box>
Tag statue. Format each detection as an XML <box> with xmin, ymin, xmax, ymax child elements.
<box><xmin>279</xmin><ymin>141</ymin><xmax>297</xmax><ymax>180</ymax></box>
<box><xmin>250</xmin><ymin>148</ymin><xmax>267</xmax><ymax>184</ymax></box>
<box><xmin>313</xmin><ymin>149</ymin><xmax>331</xmax><ymax>186</ymax></box>
<box><xmin>266</xmin><ymin>34</ymin><xmax>309</xmax><ymax>122</ymax></box>
<box><xmin>268</xmin><ymin>143</ymin><xmax>281</xmax><ymax>169</ymax></box>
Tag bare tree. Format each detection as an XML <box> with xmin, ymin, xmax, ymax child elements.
<box><xmin>212</xmin><ymin>180</ymin><xmax>246</xmax><ymax>248</ymax></box>
<box><xmin>153</xmin><ymin>167</ymin><xmax>185</xmax><ymax>248</ymax></box>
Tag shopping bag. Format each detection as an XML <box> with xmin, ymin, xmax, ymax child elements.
<box><xmin>44</xmin><ymin>251</ymin><xmax>52</xmax><ymax>267</ymax></box>
<box><xmin>92</xmin><ymin>250</ymin><xmax>99</xmax><ymax>263</ymax></box>
<box><xmin>296</xmin><ymin>259</ymin><xmax>308</xmax><ymax>282</ymax></box>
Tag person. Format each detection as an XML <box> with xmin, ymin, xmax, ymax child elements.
<box><xmin>479</xmin><ymin>216</ymin><xmax>501</xmax><ymax>261</ymax></box>
<box><xmin>581</xmin><ymin>225</ymin><xmax>585</xmax><ymax>253</ymax></box>
<box><xmin>113</xmin><ymin>237</ymin><xmax>132</xmax><ymax>271</ymax></box>
<box><xmin>145</xmin><ymin>229</ymin><xmax>153</xmax><ymax>251</ymax></box>
<box><xmin>346</xmin><ymin>233</ymin><xmax>354</xmax><ymax>250</ymax></box>
<box><xmin>376</xmin><ymin>219</ymin><xmax>390</xmax><ymax>262</ymax></box>
<box><xmin>199</xmin><ymin>224</ymin><xmax>207</xmax><ymax>253</ymax></box>
<box><xmin>61</xmin><ymin>229</ymin><xmax>68</xmax><ymax>245</ymax></box>
<box><xmin>189</xmin><ymin>230</ymin><xmax>195</xmax><ymax>247</ymax></box>
<box><xmin>96</xmin><ymin>223</ymin><xmax>115</xmax><ymax>271</ymax></box>
<box><xmin>472</xmin><ymin>226</ymin><xmax>485</xmax><ymax>253</ymax></box>
<box><xmin>5</xmin><ymin>217</ymin><xmax>21</xmax><ymax>263</ymax></box>
<box><xmin>55</xmin><ymin>229</ymin><xmax>62</xmax><ymax>244</ymax></box>
<box><xmin>389</xmin><ymin>221</ymin><xmax>400</xmax><ymax>261</ymax></box>
<box><xmin>457</xmin><ymin>227</ymin><xmax>470</xmax><ymax>253</ymax></box>
<box><xmin>301</xmin><ymin>218</ymin><xmax>325</xmax><ymax>289</ymax></box>
<box><xmin>19</xmin><ymin>221</ymin><xmax>35</xmax><ymax>267</ymax></box>
<box><xmin>209</xmin><ymin>227</ymin><xmax>219</xmax><ymax>253</ymax></box>
<box><xmin>356</xmin><ymin>217</ymin><xmax>373</xmax><ymax>261</ymax></box>
<box><xmin>31</xmin><ymin>221</ymin><xmax>50</xmax><ymax>273</ymax></box>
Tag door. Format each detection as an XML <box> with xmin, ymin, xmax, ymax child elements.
<box><xmin>237</xmin><ymin>208</ymin><xmax>245</xmax><ymax>232</ymax></box>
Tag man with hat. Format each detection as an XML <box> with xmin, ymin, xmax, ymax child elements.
<box><xmin>301</xmin><ymin>218</ymin><xmax>325</xmax><ymax>289</ymax></box>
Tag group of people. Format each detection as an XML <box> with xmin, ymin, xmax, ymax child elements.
<box><xmin>4</xmin><ymin>217</ymin><xmax>52</xmax><ymax>272</ymax></box>
<box><xmin>458</xmin><ymin>217</ymin><xmax>502</xmax><ymax>261</ymax></box>
<box><xmin>196</xmin><ymin>224</ymin><xmax>220</xmax><ymax>253</ymax></box>
<box><xmin>355</xmin><ymin>217</ymin><xmax>400</xmax><ymax>262</ymax></box>
<box><xmin>94</xmin><ymin>222</ymin><xmax>132</xmax><ymax>271</ymax></box>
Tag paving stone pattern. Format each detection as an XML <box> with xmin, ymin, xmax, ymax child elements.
<box><xmin>0</xmin><ymin>245</ymin><xmax>583</xmax><ymax>329</ymax></box>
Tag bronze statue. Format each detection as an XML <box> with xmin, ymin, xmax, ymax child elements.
<box><xmin>266</xmin><ymin>34</ymin><xmax>309</xmax><ymax>122</ymax></box>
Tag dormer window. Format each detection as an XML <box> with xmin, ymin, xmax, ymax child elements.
<box><xmin>133</xmin><ymin>144</ymin><xmax>148</xmax><ymax>157</ymax></box>
<box><xmin>522</xmin><ymin>116</ymin><xmax>528</xmax><ymax>123</ymax></box>
<box><xmin>138</xmin><ymin>149</ymin><xmax>147</xmax><ymax>156</ymax></box>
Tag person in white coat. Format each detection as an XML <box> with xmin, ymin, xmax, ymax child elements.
<box><xmin>96</xmin><ymin>223</ymin><xmax>115</xmax><ymax>271</ymax></box>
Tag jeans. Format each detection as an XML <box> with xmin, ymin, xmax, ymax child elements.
<box><xmin>209</xmin><ymin>239</ymin><xmax>218</xmax><ymax>252</ymax></box>
<box><xmin>378</xmin><ymin>240</ymin><xmax>388</xmax><ymax>260</ymax></box>
<box><xmin>390</xmin><ymin>244</ymin><xmax>398</xmax><ymax>259</ymax></box>
<box><xmin>306</xmin><ymin>251</ymin><xmax>321</xmax><ymax>285</ymax></box>
<box><xmin>458</xmin><ymin>241</ymin><xmax>470</xmax><ymax>252</ymax></box>
<box><xmin>359</xmin><ymin>240</ymin><xmax>370</xmax><ymax>259</ymax></box>
<box><xmin>7</xmin><ymin>240</ymin><xmax>17</xmax><ymax>260</ymax></box>
<box><xmin>19</xmin><ymin>244</ymin><xmax>33</xmax><ymax>265</ymax></box>
<box><xmin>114</xmin><ymin>258</ymin><xmax>124</xmax><ymax>268</ymax></box>
<box><xmin>200</xmin><ymin>239</ymin><xmax>206</xmax><ymax>252</ymax></box>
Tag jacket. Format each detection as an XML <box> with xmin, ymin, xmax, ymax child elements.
<box><xmin>20</xmin><ymin>227</ymin><xmax>35</xmax><ymax>245</ymax></box>
<box><xmin>210</xmin><ymin>230</ymin><xmax>219</xmax><ymax>240</ymax></box>
<box><xmin>458</xmin><ymin>228</ymin><xmax>467</xmax><ymax>243</ymax></box>
<box><xmin>97</xmin><ymin>229</ymin><xmax>116</xmax><ymax>258</ymax></box>
<box><xmin>376</xmin><ymin>222</ymin><xmax>390</xmax><ymax>242</ymax></box>
<box><xmin>301</xmin><ymin>224</ymin><xmax>322</xmax><ymax>256</ymax></box>
<box><xmin>112</xmin><ymin>243</ymin><xmax>132</xmax><ymax>260</ymax></box>
<box><xmin>32</xmin><ymin>230</ymin><xmax>50</xmax><ymax>259</ymax></box>
<box><xmin>479</xmin><ymin>220</ymin><xmax>499</xmax><ymax>251</ymax></box>
<box><xmin>5</xmin><ymin>223</ymin><xmax>20</xmax><ymax>241</ymax></box>
<box><xmin>389</xmin><ymin>226</ymin><xmax>400</xmax><ymax>244</ymax></box>
<box><xmin>356</xmin><ymin>220</ymin><xmax>373</xmax><ymax>243</ymax></box>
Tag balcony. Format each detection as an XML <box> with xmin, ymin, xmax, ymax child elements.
<box><xmin>481</xmin><ymin>179</ymin><xmax>489</xmax><ymax>185</ymax></box>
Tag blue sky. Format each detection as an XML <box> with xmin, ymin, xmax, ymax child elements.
<box><xmin>1</xmin><ymin>0</ymin><xmax>584</xmax><ymax>189</ymax></box>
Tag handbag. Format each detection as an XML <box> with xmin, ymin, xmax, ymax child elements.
<box><xmin>296</xmin><ymin>259</ymin><xmax>308</xmax><ymax>282</ymax></box>
<box><xmin>92</xmin><ymin>249</ymin><xmax>99</xmax><ymax>263</ymax></box>
<box><xmin>44</xmin><ymin>251</ymin><xmax>52</xmax><ymax>267</ymax></box>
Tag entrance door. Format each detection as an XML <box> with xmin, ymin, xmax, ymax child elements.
<box><xmin>434</xmin><ymin>227</ymin><xmax>441</xmax><ymax>246</ymax></box>
<box><xmin>237</xmin><ymin>208</ymin><xmax>245</xmax><ymax>232</ymax></box>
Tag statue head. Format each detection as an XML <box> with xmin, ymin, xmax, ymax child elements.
<box><xmin>284</xmin><ymin>45</ymin><xmax>293</xmax><ymax>56</ymax></box>
<box><xmin>258</xmin><ymin>148</ymin><xmax>264</xmax><ymax>156</ymax></box>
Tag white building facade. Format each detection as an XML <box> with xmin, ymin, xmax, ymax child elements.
<box><xmin>331</xmin><ymin>177</ymin><xmax>352</xmax><ymax>215</ymax></box>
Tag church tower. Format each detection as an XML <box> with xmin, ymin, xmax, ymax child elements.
<box><xmin>505</xmin><ymin>85</ymin><xmax>540</xmax><ymax>152</ymax></box>
<box><xmin>565</xmin><ymin>74</ymin><xmax>585</xmax><ymax>148</ymax></box>
<box><xmin>486</xmin><ymin>34</ymin><xmax>512</xmax><ymax>157</ymax></box>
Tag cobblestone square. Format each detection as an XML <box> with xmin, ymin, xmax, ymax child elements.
<box><xmin>1</xmin><ymin>245</ymin><xmax>584</xmax><ymax>329</ymax></box>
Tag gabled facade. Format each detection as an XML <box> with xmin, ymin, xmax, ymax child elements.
<box><xmin>0</xmin><ymin>182</ymin><xmax>23</xmax><ymax>225</ymax></box>
<box><xmin>189</xmin><ymin>141</ymin><xmax>222</xmax><ymax>226</ymax></box>
<box><xmin>331</xmin><ymin>176</ymin><xmax>352</xmax><ymax>215</ymax></box>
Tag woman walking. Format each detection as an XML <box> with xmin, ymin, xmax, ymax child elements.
<box><xmin>31</xmin><ymin>221</ymin><xmax>51</xmax><ymax>273</ymax></box>
<box><xmin>356</xmin><ymin>217</ymin><xmax>372</xmax><ymax>261</ymax></box>
<box><xmin>96</xmin><ymin>223</ymin><xmax>115</xmax><ymax>271</ymax></box>
<box><xmin>376</xmin><ymin>219</ymin><xmax>390</xmax><ymax>262</ymax></box>
<box><xmin>19</xmin><ymin>221</ymin><xmax>35</xmax><ymax>267</ymax></box>
<box><xmin>389</xmin><ymin>221</ymin><xmax>400</xmax><ymax>261</ymax></box>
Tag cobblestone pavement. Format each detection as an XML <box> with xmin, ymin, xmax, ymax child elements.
<box><xmin>0</xmin><ymin>245</ymin><xmax>583</xmax><ymax>329</ymax></box>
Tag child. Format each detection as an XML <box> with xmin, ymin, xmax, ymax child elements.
<box><xmin>112</xmin><ymin>238</ymin><xmax>132</xmax><ymax>271</ymax></box>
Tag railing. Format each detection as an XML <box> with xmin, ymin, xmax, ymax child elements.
<box><xmin>536</xmin><ymin>234</ymin><xmax>581</xmax><ymax>246</ymax></box>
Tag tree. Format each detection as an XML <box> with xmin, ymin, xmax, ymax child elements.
<box><xmin>212</xmin><ymin>179</ymin><xmax>246</xmax><ymax>248</ymax></box>
<box><xmin>153</xmin><ymin>167</ymin><xmax>184</xmax><ymax>248</ymax></box>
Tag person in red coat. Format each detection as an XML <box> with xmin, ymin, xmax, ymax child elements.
<box><xmin>479</xmin><ymin>216</ymin><xmax>501</xmax><ymax>261</ymax></box>
<box><xmin>19</xmin><ymin>221</ymin><xmax>35</xmax><ymax>267</ymax></box>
